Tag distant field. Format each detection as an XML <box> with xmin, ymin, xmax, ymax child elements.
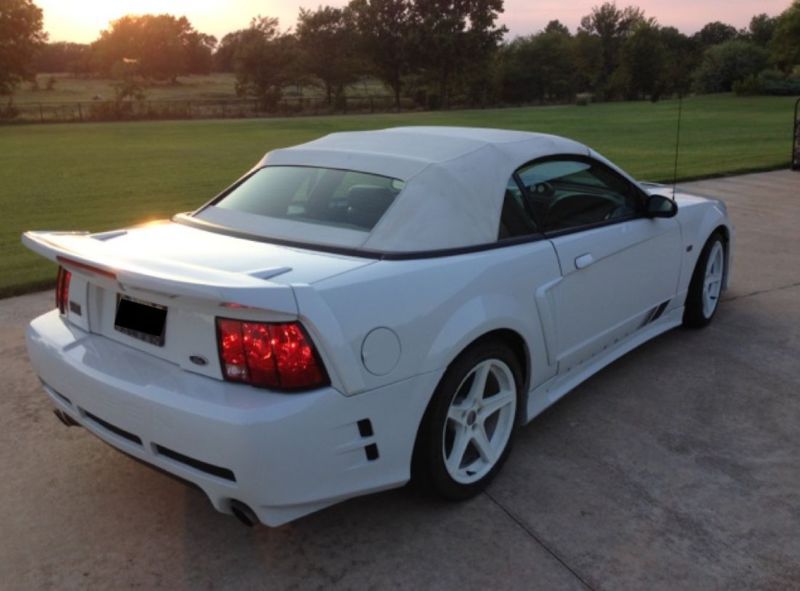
<box><xmin>13</xmin><ymin>73</ymin><xmax>389</xmax><ymax>104</ymax></box>
<box><xmin>0</xmin><ymin>94</ymin><xmax>794</xmax><ymax>297</ymax></box>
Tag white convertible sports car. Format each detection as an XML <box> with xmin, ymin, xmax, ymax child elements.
<box><xmin>24</xmin><ymin>127</ymin><xmax>732</xmax><ymax>526</ymax></box>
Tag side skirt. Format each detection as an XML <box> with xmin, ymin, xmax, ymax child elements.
<box><xmin>523</xmin><ymin>307</ymin><xmax>684</xmax><ymax>424</ymax></box>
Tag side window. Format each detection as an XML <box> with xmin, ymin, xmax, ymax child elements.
<box><xmin>499</xmin><ymin>177</ymin><xmax>538</xmax><ymax>239</ymax></box>
<box><xmin>516</xmin><ymin>158</ymin><xmax>643</xmax><ymax>233</ymax></box>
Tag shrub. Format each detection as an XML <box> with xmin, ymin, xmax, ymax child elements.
<box><xmin>693</xmin><ymin>40</ymin><xmax>769</xmax><ymax>93</ymax></box>
<box><xmin>0</xmin><ymin>99</ymin><xmax>19</xmax><ymax>120</ymax></box>
<box><xmin>733</xmin><ymin>75</ymin><xmax>761</xmax><ymax>95</ymax></box>
<box><xmin>734</xmin><ymin>68</ymin><xmax>800</xmax><ymax>95</ymax></box>
<box><xmin>759</xmin><ymin>69</ymin><xmax>800</xmax><ymax>95</ymax></box>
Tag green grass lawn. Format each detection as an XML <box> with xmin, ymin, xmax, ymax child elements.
<box><xmin>0</xmin><ymin>94</ymin><xmax>794</xmax><ymax>298</ymax></box>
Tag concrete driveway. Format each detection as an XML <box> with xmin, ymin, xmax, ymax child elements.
<box><xmin>1</xmin><ymin>170</ymin><xmax>798</xmax><ymax>590</ymax></box>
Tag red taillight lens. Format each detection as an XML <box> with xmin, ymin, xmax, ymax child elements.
<box><xmin>56</xmin><ymin>266</ymin><xmax>71</xmax><ymax>314</ymax></box>
<box><xmin>216</xmin><ymin>318</ymin><xmax>328</xmax><ymax>391</ymax></box>
<box><xmin>217</xmin><ymin>319</ymin><xmax>248</xmax><ymax>381</ymax></box>
<box><xmin>270</xmin><ymin>322</ymin><xmax>326</xmax><ymax>388</ymax></box>
<box><xmin>242</xmin><ymin>322</ymin><xmax>278</xmax><ymax>385</ymax></box>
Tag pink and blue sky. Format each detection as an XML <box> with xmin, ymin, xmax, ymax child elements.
<box><xmin>39</xmin><ymin>0</ymin><xmax>793</xmax><ymax>43</ymax></box>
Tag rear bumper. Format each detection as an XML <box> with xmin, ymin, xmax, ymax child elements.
<box><xmin>26</xmin><ymin>310</ymin><xmax>437</xmax><ymax>526</ymax></box>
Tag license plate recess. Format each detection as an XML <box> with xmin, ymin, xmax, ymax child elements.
<box><xmin>114</xmin><ymin>295</ymin><xmax>167</xmax><ymax>346</ymax></box>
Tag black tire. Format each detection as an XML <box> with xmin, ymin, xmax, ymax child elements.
<box><xmin>683</xmin><ymin>232</ymin><xmax>726</xmax><ymax>328</ymax></box>
<box><xmin>412</xmin><ymin>339</ymin><xmax>522</xmax><ymax>501</ymax></box>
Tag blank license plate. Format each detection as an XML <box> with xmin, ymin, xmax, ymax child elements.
<box><xmin>114</xmin><ymin>295</ymin><xmax>167</xmax><ymax>346</ymax></box>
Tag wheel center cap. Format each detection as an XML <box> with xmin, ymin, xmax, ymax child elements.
<box><xmin>466</xmin><ymin>410</ymin><xmax>477</xmax><ymax>426</ymax></box>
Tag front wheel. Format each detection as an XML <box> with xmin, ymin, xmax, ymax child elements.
<box><xmin>683</xmin><ymin>232</ymin><xmax>726</xmax><ymax>328</ymax></box>
<box><xmin>413</xmin><ymin>340</ymin><xmax>521</xmax><ymax>500</ymax></box>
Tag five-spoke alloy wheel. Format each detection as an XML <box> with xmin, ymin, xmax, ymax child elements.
<box><xmin>414</xmin><ymin>339</ymin><xmax>522</xmax><ymax>500</ymax></box>
<box><xmin>702</xmin><ymin>241</ymin><xmax>725</xmax><ymax>319</ymax></box>
<box><xmin>443</xmin><ymin>359</ymin><xmax>517</xmax><ymax>484</ymax></box>
<box><xmin>684</xmin><ymin>232</ymin><xmax>726</xmax><ymax>328</ymax></box>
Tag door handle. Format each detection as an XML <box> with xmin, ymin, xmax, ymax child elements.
<box><xmin>575</xmin><ymin>253</ymin><xmax>594</xmax><ymax>269</ymax></box>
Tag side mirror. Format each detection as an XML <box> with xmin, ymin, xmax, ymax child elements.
<box><xmin>646</xmin><ymin>194</ymin><xmax>678</xmax><ymax>218</ymax></box>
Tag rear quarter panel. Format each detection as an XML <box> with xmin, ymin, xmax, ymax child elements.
<box><xmin>294</xmin><ymin>240</ymin><xmax>563</xmax><ymax>397</ymax></box>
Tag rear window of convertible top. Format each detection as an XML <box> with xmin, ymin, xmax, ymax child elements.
<box><xmin>213</xmin><ymin>166</ymin><xmax>406</xmax><ymax>232</ymax></box>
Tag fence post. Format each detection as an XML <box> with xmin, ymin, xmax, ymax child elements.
<box><xmin>39</xmin><ymin>103</ymin><xmax>44</xmax><ymax>123</ymax></box>
<box><xmin>77</xmin><ymin>103</ymin><xmax>83</xmax><ymax>122</ymax></box>
<box><xmin>793</xmin><ymin>97</ymin><xmax>800</xmax><ymax>171</ymax></box>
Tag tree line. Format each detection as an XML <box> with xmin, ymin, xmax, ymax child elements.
<box><xmin>4</xmin><ymin>0</ymin><xmax>800</xmax><ymax>110</ymax></box>
<box><xmin>499</xmin><ymin>6</ymin><xmax>800</xmax><ymax>103</ymax></box>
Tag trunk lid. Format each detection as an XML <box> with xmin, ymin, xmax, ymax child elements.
<box><xmin>23</xmin><ymin>221</ymin><xmax>373</xmax><ymax>379</ymax></box>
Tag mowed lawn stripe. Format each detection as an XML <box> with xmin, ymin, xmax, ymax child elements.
<box><xmin>0</xmin><ymin>94</ymin><xmax>794</xmax><ymax>297</ymax></box>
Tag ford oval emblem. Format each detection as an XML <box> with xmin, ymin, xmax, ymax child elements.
<box><xmin>190</xmin><ymin>355</ymin><xmax>208</xmax><ymax>366</ymax></box>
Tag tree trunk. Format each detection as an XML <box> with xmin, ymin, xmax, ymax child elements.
<box><xmin>439</xmin><ymin>67</ymin><xmax>450</xmax><ymax>110</ymax></box>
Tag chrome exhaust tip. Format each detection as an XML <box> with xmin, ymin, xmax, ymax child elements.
<box><xmin>53</xmin><ymin>409</ymin><xmax>80</xmax><ymax>428</ymax></box>
<box><xmin>229</xmin><ymin>500</ymin><xmax>259</xmax><ymax>527</ymax></box>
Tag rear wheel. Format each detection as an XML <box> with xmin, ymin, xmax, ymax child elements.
<box><xmin>414</xmin><ymin>340</ymin><xmax>521</xmax><ymax>500</ymax></box>
<box><xmin>684</xmin><ymin>232</ymin><xmax>726</xmax><ymax>328</ymax></box>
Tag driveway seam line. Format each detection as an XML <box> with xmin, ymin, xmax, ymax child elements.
<box><xmin>722</xmin><ymin>281</ymin><xmax>800</xmax><ymax>302</ymax></box>
<box><xmin>483</xmin><ymin>491</ymin><xmax>596</xmax><ymax>591</ymax></box>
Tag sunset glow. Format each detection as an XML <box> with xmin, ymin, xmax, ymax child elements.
<box><xmin>39</xmin><ymin>0</ymin><xmax>248</xmax><ymax>42</ymax></box>
<box><xmin>38</xmin><ymin>0</ymin><xmax>793</xmax><ymax>42</ymax></box>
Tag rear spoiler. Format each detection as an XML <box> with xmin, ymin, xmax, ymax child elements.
<box><xmin>22</xmin><ymin>231</ymin><xmax>298</xmax><ymax>314</ymax></box>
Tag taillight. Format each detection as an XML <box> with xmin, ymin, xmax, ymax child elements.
<box><xmin>216</xmin><ymin>318</ymin><xmax>328</xmax><ymax>391</ymax></box>
<box><xmin>56</xmin><ymin>266</ymin><xmax>71</xmax><ymax>314</ymax></box>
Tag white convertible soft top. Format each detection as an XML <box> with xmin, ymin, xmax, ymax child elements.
<box><xmin>198</xmin><ymin>127</ymin><xmax>594</xmax><ymax>253</ymax></box>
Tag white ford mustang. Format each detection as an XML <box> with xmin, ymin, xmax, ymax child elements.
<box><xmin>24</xmin><ymin>127</ymin><xmax>733</xmax><ymax>526</ymax></box>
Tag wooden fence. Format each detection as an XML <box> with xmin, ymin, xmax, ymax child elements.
<box><xmin>4</xmin><ymin>95</ymin><xmax>416</xmax><ymax>124</ymax></box>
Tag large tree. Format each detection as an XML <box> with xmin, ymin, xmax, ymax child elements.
<box><xmin>614</xmin><ymin>21</ymin><xmax>666</xmax><ymax>100</ymax></box>
<box><xmin>578</xmin><ymin>3</ymin><xmax>648</xmax><ymax>97</ymax></box>
<box><xmin>412</xmin><ymin>0</ymin><xmax>506</xmax><ymax>108</ymax></box>
<box><xmin>296</xmin><ymin>6</ymin><xmax>362</xmax><ymax>106</ymax></box>
<box><xmin>544</xmin><ymin>19</ymin><xmax>570</xmax><ymax>36</ymax></box>
<box><xmin>184</xmin><ymin>31</ymin><xmax>217</xmax><ymax>75</ymax></box>
<box><xmin>692</xmin><ymin>21</ymin><xmax>738</xmax><ymax>48</ymax></box>
<box><xmin>658</xmin><ymin>26</ymin><xmax>697</xmax><ymax>97</ymax></box>
<box><xmin>215</xmin><ymin>29</ymin><xmax>247</xmax><ymax>72</ymax></box>
<box><xmin>232</xmin><ymin>17</ymin><xmax>297</xmax><ymax>108</ymax></box>
<box><xmin>349</xmin><ymin>0</ymin><xmax>414</xmax><ymax>110</ymax></box>
<box><xmin>571</xmin><ymin>30</ymin><xmax>604</xmax><ymax>93</ymax></box>
<box><xmin>747</xmin><ymin>13</ymin><xmax>778</xmax><ymax>48</ymax></box>
<box><xmin>0</xmin><ymin>0</ymin><xmax>46</xmax><ymax>94</ymax></box>
<box><xmin>499</xmin><ymin>28</ymin><xmax>574</xmax><ymax>104</ymax></box>
<box><xmin>770</xmin><ymin>0</ymin><xmax>800</xmax><ymax>72</ymax></box>
<box><xmin>91</xmin><ymin>14</ymin><xmax>215</xmax><ymax>82</ymax></box>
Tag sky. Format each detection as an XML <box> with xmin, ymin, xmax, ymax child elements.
<box><xmin>39</xmin><ymin>0</ymin><xmax>793</xmax><ymax>43</ymax></box>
